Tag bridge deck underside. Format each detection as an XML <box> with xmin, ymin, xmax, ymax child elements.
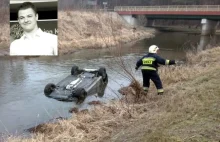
<box><xmin>118</xmin><ymin>11</ymin><xmax>220</xmax><ymax>20</ymax></box>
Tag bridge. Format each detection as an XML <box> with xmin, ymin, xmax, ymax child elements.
<box><xmin>114</xmin><ymin>5</ymin><xmax>220</xmax><ymax>35</ymax></box>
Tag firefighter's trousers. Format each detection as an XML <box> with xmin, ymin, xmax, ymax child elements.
<box><xmin>141</xmin><ymin>70</ymin><xmax>163</xmax><ymax>93</ymax></box>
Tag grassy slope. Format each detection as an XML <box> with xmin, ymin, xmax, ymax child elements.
<box><xmin>6</xmin><ymin>47</ymin><xmax>220</xmax><ymax>142</ymax></box>
<box><xmin>110</xmin><ymin>65</ymin><xmax>220</xmax><ymax>142</ymax></box>
<box><xmin>58</xmin><ymin>10</ymin><xmax>155</xmax><ymax>54</ymax></box>
<box><xmin>108</xmin><ymin>47</ymin><xmax>220</xmax><ymax>142</ymax></box>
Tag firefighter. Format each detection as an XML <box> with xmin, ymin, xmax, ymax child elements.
<box><xmin>135</xmin><ymin>45</ymin><xmax>176</xmax><ymax>95</ymax></box>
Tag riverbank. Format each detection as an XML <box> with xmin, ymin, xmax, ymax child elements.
<box><xmin>6</xmin><ymin>46</ymin><xmax>220</xmax><ymax>141</ymax></box>
<box><xmin>58</xmin><ymin>11</ymin><xmax>155</xmax><ymax>55</ymax></box>
<box><xmin>0</xmin><ymin>10</ymin><xmax>155</xmax><ymax>56</ymax></box>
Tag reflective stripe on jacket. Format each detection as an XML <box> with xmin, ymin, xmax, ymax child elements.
<box><xmin>136</xmin><ymin>53</ymin><xmax>175</xmax><ymax>71</ymax></box>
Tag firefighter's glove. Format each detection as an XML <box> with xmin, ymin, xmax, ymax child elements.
<box><xmin>175</xmin><ymin>60</ymin><xmax>185</xmax><ymax>66</ymax></box>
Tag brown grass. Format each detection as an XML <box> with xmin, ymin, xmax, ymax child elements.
<box><xmin>6</xmin><ymin>47</ymin><xmax>220</xmax><ymax>142</ymax></box>
<box><xmin>58</xmin><ymin>10</ymin><xmax>155</xmax><ymax>54</ymax></box>
<box><xmin>0</xmin><ymin>8</ymin><xmax>10</xmax><ymax>48</ymax></box>
<box><xmin>0</xmin><ymin>23</ymin><xmax>10</xmax><ymax>55</ymax></box>
<box><xmin>0</xmin><ymin>24</ymin><xmax>10</xmax><ymax>44</ymax></box>
<box><xmin>0</xmin><ymin>7</ymin><xmax>11</xmax><ymax>56</ymax></box>
<box><xmin>0</xmin><ymin>7</ymin><xmax>9</xmax><ymax>24</ymax></box>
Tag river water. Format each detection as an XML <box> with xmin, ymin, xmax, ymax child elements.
<box><xmin>0</xmin><ymin>32</ymin><xmax>219</xmax><ymax>137</ymax></box>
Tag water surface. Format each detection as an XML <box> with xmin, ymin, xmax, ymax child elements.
<box><xmin>0</xmin><ymin>32</ymin><xmax>219</xmax><ymax>136</ymax></box>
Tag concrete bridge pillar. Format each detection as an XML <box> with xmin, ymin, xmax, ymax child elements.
<box><xmin>121</xmin><ymin>15</ymin><xmax>138</xmax><ymax>26</ymax></box>
<box><xmin>120</xmin><ymin>15</ymin><xmax>150</xmax><ymax>27</ymax></box>
<box><xmin>197</xmin><ymin>35</ymin><xmax>210</xmax><ymax>52</ymax></box>
<box><xmin>197</xmin><ymin>34</ymin><xmax>217</xmax><ymax>52</ymax></box>
<box><xmin>201</xmin><ymin>19</ymin><xmax>218</xmax><ymax>36</ymax></box>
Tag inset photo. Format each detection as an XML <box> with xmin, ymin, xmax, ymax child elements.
<box><xmin>10</xmin><ymin>0</ymin><xmax>58</xmax><ymax>56</ymax></box>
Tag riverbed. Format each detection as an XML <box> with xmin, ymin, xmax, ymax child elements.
<box><xmin>0</xmin><ymin>32</ymin><xmax>219</xmax><ymax>137</ymax></box>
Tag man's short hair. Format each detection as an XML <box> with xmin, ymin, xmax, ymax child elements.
<box><xmin>18</xmin><ymin>2</ymin><xmax>37</xmax><ymax>16</ymax></box>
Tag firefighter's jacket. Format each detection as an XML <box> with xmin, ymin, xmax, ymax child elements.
<box><xmin>136</xmin><ymin>53</ymin><xmax>175</xmax><ymax>71</ymax></box>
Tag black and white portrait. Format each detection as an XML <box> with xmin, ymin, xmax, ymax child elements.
<box><xmin>10</xmin><ymin>0</ymin><xmax>58</xmax><ymax>56</ymax></box>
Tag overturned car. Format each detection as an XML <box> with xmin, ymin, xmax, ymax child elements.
<box><xmin>44</xmin><ymin>65</ymin><xmax>108</xmax><ymax>103</ymax></box>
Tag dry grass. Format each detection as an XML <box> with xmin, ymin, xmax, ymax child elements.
<box><xmin>58</xmin><ymin>10</ymin><xmax>155</xmax><ymax>54</ymax></box>
<box><xmin>0</xmin><ymin>8</ymin><xmax>10</xmax><ymax>48</ymax></box>
<box><xmin>0</xmin><ymin>24</ymin><xmax>10</xmax><ymax>44</ymax></box>
<box><xmin>6</xmin><ymin>47</ymin><xmax>220</xmax><ymax>142</ymax></box>
<box><xmin>0</xmin><ymin>7</ymin><xmax>9</xmax><ymax>24</ymax></box>
<box><xmin>0</xmin><ymin>22</ymin><xmax>10</xmax><ymax>55</ymax></box>
<box><xmin>0</xmin><ymin>7</ymin><xmax>11</xmax><ymax>56</ymax></box>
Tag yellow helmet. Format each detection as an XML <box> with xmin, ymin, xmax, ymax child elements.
<box><xmin>149</xmin><ymin>45</ymin><xmax>159</xmax><ymax>53</ymax></box>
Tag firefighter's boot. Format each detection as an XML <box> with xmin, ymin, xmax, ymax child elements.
<box><xmin>157</xmin><ymin>89</ymin><xmax>164</xmax><ymax>95</ymax></box>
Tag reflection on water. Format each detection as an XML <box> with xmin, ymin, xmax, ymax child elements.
<box><xmin>0</xmin><ymin>32</ymin><xmax>220</xmax><ymax>136</ymax></box>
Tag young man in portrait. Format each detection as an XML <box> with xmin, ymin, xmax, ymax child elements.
<box><xmin>10</xmin><ymin>2</ymin><xmax>58</xmax><ymax>56</ymax></box>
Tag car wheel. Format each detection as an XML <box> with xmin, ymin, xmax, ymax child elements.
<box><xmin>44</xmin><ymin>83</ymin><xmax>56</xmax><ymax>96</ymax></box>
<box><xmin>97</xmin><ymin>79</ymin><xmax>107</xmax><ymax>97</ymax></box>
<box><xmin>71</xmin><ymin>65</ymin><xmax>79</xmax><ymax>75</ymax></box>
<box><xmin>73</xmin><ymin>88</ymin><xmax>87</xmax><ymax>103</ymax></box>
<box><xmin>98</xmin><ymin>67</ymin><xmax>108</xmax><ymax>83</ymax></box>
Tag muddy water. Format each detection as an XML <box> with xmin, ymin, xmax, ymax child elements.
<box><xmin>0</xmin><ymin>32</ymin><xmax>219</xmax><ymax>136</ymax></box>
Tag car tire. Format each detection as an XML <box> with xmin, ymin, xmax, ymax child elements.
<box><xmin>74</xmin><ymin>88</ymin><xmax>87</xmax><ymax>103</ymax></box>
<box><xmin>97</xmin><ymin>67</ymin><xmax>108</xmax><ymax>97</ymax></box>
<box><xmin>97</xmin><ymin>79</ymin><xmax>107</xmax><ymax>97</ymax></box>
<box><xmin>71</xmin><ymin>65</ymin><xmax>79</xmax><ymax>75</ymax></box>
<box><xmin>98</xmin><ymin>67</ymin><xmax>108</xmax><ymax>83</ymax></box>
<box><xmin>44</xmin><ymin>83</ymin><xmax>56</xmax><ymax>96</ymax></box>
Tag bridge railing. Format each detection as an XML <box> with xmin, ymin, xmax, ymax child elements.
<box><xmin>114</xmin><ymin>5</ymin><xmax>220</xmax><ymax>11</ymax></box>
